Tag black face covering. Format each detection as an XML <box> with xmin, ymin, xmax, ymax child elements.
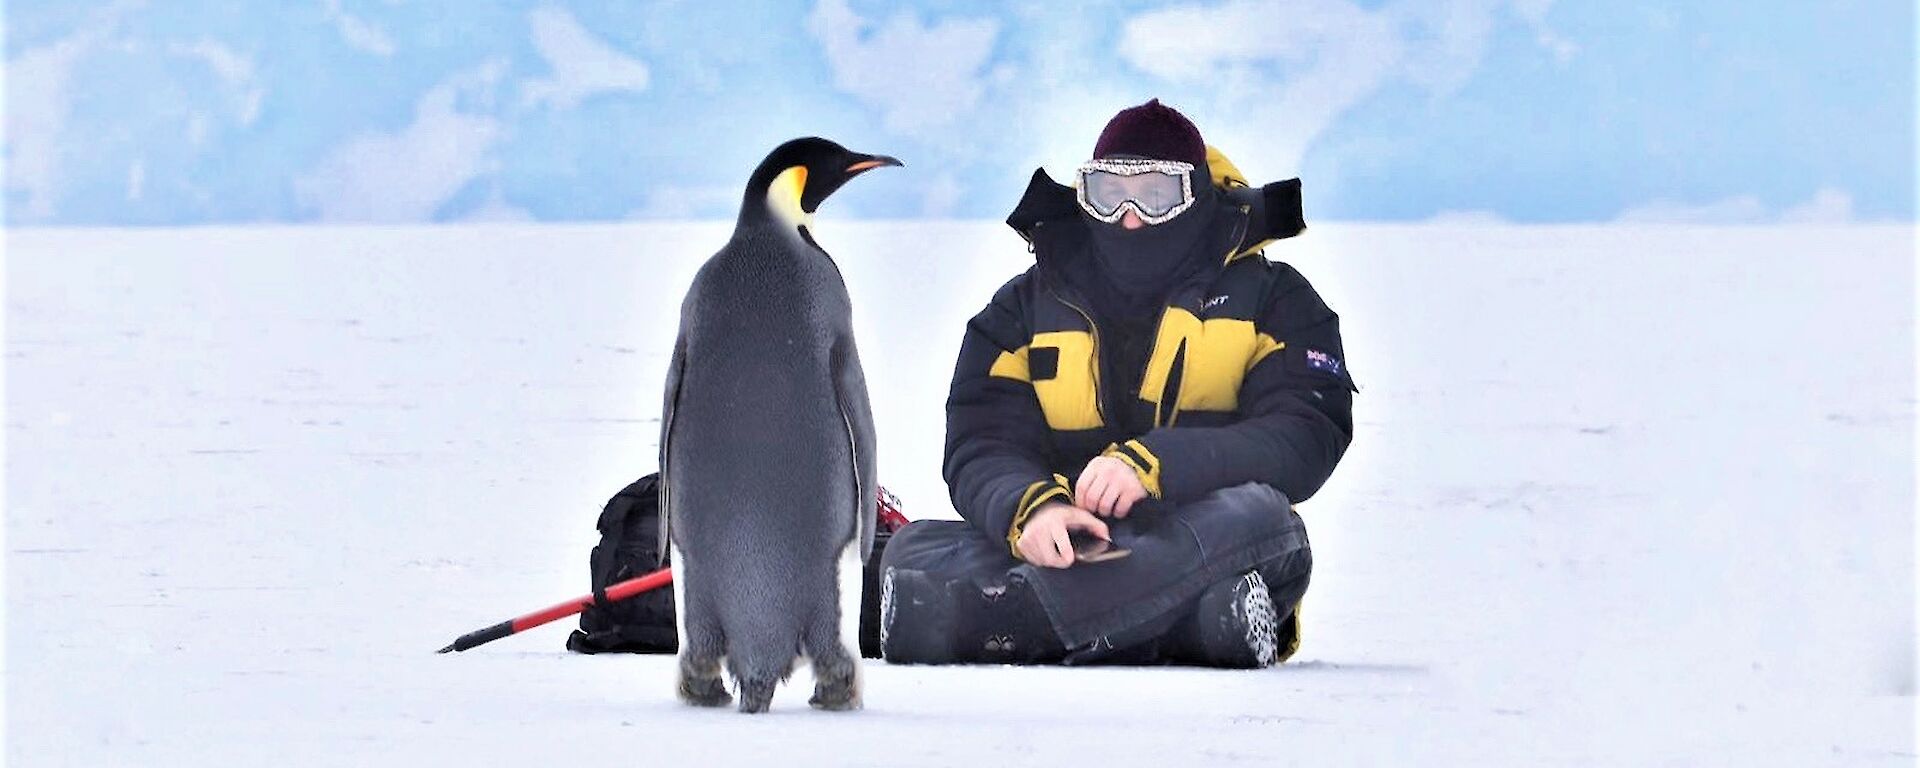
<box><xmin>1083</xmin><ymin>172</ymin><xmax>1220</xmax><ymax>305</ymax></box>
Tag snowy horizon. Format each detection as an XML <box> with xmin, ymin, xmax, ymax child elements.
<box><xmin>5</xmin><ymin>1</ymin><xmax>1914</xmax><ymax>227</ymax></box>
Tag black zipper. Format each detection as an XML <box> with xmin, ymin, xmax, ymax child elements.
<box><xmin>1046</xmin><ymin>286</ymin><xmax>1108</xmax><ymax>427</ymax></box>
<box><xmin>1160</xmin><ymin>340</ymin><xmax>1188</xmax><ymax>428</ymax></box>
<box><xmin>1143</xmin><ymin>209</ymin><xmax>1251</xmax><ymax>428</ymax></box>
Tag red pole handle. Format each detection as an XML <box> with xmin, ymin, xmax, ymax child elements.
<box><xmin>438</xmin><ymin>567</ymin><xmax>674</xmax><ymax>653</ymax></box>
<box><xmin>511</xmin><ymin>567</ymin><xmax>675</xmax><ymax>632</ymax></box>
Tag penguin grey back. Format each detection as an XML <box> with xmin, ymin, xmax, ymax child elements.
<box><xmin>659</xmin><ymin>138</ymin><xmax>897</xmax><ymax>713</ymax></box>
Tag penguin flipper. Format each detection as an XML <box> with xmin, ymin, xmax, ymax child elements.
<box><xmin>831</xmin><ymin>333</ymin><xmax>878</xmax><ymax>559</ymax></box>
<box><xmin>657</xmin><ymin>334</ymin><xmax>688</xmax><ymax>569</ymax></box>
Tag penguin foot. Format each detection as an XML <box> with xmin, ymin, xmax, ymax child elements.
<box><xmin>677</xmin><ymin>673</ymin><xmax>733</xmax><ymax>708</ymax></box>
<box><xmin>736</xmin><ymin>678</ymin><xmax>777</xmax><ymax>714</ymax></box>
<box><xmin>809</xmin><ymin>677</ymin><xmax>862</xmax><ymax>711</ymax></box>
<box><xmin>805</xmin><ymin>625</ymin><xmax>863</xmax><ymax>711</ymax></box>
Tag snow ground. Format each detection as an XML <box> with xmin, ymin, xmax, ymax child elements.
<box><xmin>5</xmin><ymin>221</ymin><xmax>1915</xmax><ymax>766</ymax></box>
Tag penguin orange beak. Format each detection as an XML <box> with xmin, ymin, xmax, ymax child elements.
<box><xmin>845</xmin><ymin>155</ymin><xmax>903</xmax><ymax>174</ymax></box>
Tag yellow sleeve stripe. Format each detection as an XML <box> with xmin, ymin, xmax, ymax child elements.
<box><xmin>989</xmin><ymin>345</ymin><xmax>1031</xmax><ymax>382</ymax></box>
<box><xmin>1106</xmin><ymin>448</ymin><xmax>1151</xmax><ymax>493</ymax></box>
<box><xmin>1104</xmin><ymin>440</ymin><xmax>1163</xmax><ymax>499</ymax></box>
<box><xmin>1007</xmin><ymin>475</ymin><xmax>1073</xmax><ymax>559</ymax></box>
<box><xmin>1125</xmin><ymin>440</ymin><xmax>1160</xmax><ymax>472</ymax></box>
<box><xmin>1250</xmin><ymin>334</ymin><xmax>1285</xmax><ymax>371</ymax></box>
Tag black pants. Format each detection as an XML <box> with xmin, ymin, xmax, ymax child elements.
<box><xmin>881</xmin><ymin>482</ymin><xmax>1313</xmax><ymax>665</ymax></box>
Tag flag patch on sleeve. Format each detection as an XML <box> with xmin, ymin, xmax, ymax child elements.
<box><xmin>1304</xmin><ymin>348</ymin><xmax>1345</xmax><ymax>377</ymax></box>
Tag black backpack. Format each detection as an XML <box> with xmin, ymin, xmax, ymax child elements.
<box><xmin>565</xmin><ymin>473</ymin><xmax>897</xmax><ymax>657</ymax></box>
<box><xmin>566</xmin><ymin>475</ymin><xmax>679</xmax><ymax>654</ymax></box>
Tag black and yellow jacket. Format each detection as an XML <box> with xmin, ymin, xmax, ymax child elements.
<box><xmin>944</xmin><ymin>150</ymin><xmax>1357</xmax><ymax>557</ymax></box>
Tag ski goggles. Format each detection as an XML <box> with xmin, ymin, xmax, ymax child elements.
<box><xmin>1075</xmin><ymin>158</ymin><xmax>1199</xmax><ymax>225</ymax></box>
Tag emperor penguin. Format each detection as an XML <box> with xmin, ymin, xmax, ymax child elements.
<box><xmin>659</xmin><ymin>137</ymin><xmax>899</xmax><ymax>714</ymax></box>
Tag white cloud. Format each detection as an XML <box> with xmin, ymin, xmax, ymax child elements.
<box><xmin>5</xmin><ymin>3</ymin><xmax>275</xmax><ymax>223</ymax></box>
<box><xmin>3</xmin><ymin>1</ymin><xmax>138</xmax><ymax>222</ymax></box>
<box><xmin>1535</xmin><ymin>32</ymin><xmax>1579</xmax><ymax>64</ymax></box>
<box><xmin>170</xmin><ymin>39</ymin><xmax>249</xmax><ymax>84</ymax></box>
<box><xmin>988</xmin><ymin>6</ymin><xmax>1139</xmax><ymax>186</ymax></box>
<box><xmin>1615</xmin><ymin>194</ymin><xmax>1770</xmax><ymax>224</ymax></box>
<box><xmin>127</xmin><ymin>160</ymin><xmax>146</xmax><ymax>202</ymax></box>
<box><xmin>1399</xmin><ymin>0</ymin><xmax>1503</xmax><ymax>95</ymax></box>
<box><xmin>295</xmin><ymin>62</ymin><xmax>506</xmax><ymax>222</ymax></box>
<box><xmin>185</xmin><ymin>113</ymin><xmax>212</xmax><ymax>146</ymax></box>
<box><xmin>1116</xmin><ymin>0</ymin><xmax>1572</xmax><ymax>180</ymax></box>
<box><xmin>168</xmin><ymin>39</ymin><xmax>264</xmax><ymax>125</ymax></box>
<box><xmin>323</xmin><ymin>0</ymin><xmax>397</xmax><ymax>57</ymax></box>
<box><xmin>1779</xmin><ymin>187</ymin><xmax>1856</xmax><ymax>224</ymax></box>
<box><xmin>921</xmin><ymin>172</ymin><xmax>964</xmax><ymax>218</ymax></box>
<box><xmin>1424</xmin><ymin>209</ymin><xmax>1511</xmax><ymax>225</ymax></box>
<box><xmin>461</xmin><ymin>190</ymin><xmax>535</xmax><ymax>223</ymax></box>
<box><xmin>1509</xmin><ymin>0</ymin><xmax>1578</xmax><ymax>63</ymax></box>
<box><xmin>628</xmin><ymin>184</ymin><xmax>741</xmax><ymax>220</ymax></box>
<box><xmin>807</xmin><ymin>0</ymin><xmax>1000</xmax><ymax>139</ymax></box>
<box><xmin>519</xmin><ymin>6</ymin><xmax>651</xmax><ymax>111</ymax></box>
<box><xmin>1121</xmin><ymin>0</ymin><xmax>1403</xmax><ymax>180</ymax></box>
<box><xmin>6</xmin><ymin>37</ymin><xmax>90</xmax><ymax>221</ymax></box>
<box><xmin>1614</xmin><ymin>188</ymin><xmax>1857</xmax><ymax>225</ymax></box>
<box><xmin>1509</xmin><ymin>0</ymin><xmax>1553</xmax><ymax>22</ymax></box>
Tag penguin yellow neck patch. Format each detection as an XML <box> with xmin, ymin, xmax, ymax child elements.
<box><xmin>767</xmin><ymin>165</ymin><xmax>814</xmax><ymax>229</ymax></box>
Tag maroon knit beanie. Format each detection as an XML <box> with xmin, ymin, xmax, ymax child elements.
<box><xmin>1092</xmin><ymin>98</ymin><xmax>1206</xmax><ymax>166</ymax></box>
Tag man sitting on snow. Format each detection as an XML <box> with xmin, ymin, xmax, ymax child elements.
<box><xmin>878</xmin><ymin>99</ymin><xmax>1355</xmax><ymax>667</ymax></box>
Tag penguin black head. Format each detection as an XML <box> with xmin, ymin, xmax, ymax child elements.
<box><xmin>741</xmin><ymin>137</ymin><xmax>903</xmax><ymax>230</ymax></box>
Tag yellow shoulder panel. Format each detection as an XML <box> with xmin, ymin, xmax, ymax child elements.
<box><xmin>989</xmin><ymin>345</ymin><xmax>1031</xmax><ymax>382</ymax></box>
<box><xmin>1139</xmin><ymin>308</ymin><xmax>1286</xmax><ymax>423</ymax></box>
<box><xmin>1030</xmin><ymin>330</ymin><xmax>1102</xmax><ymax>431</ymax></box>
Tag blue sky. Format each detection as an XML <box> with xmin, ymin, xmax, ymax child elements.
<box><xmin>4</xmin><ymin>0</ymin><xmax>1913</xmax><ymax>225</ymax></box>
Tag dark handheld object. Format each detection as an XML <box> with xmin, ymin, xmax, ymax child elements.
<box><xmin>1070</xmin><ymin>530</ymin><xmax>1131</xmax><ymax>563</ymax></box>
<box><xmin>437</xmin><ymin>567</ymin><xmax>674</xmax><ymax>653</ymax></box>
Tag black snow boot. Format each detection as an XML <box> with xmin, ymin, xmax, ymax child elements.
<box><xmin>1166</xmin><ymin>570</ymin><xmax>1280</xmax><ymax>669</ymax></box>
<box><xmin>879</xmin><ymin>567</ymin><xmax>1064</xmax><ymax>665</ymax></box>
